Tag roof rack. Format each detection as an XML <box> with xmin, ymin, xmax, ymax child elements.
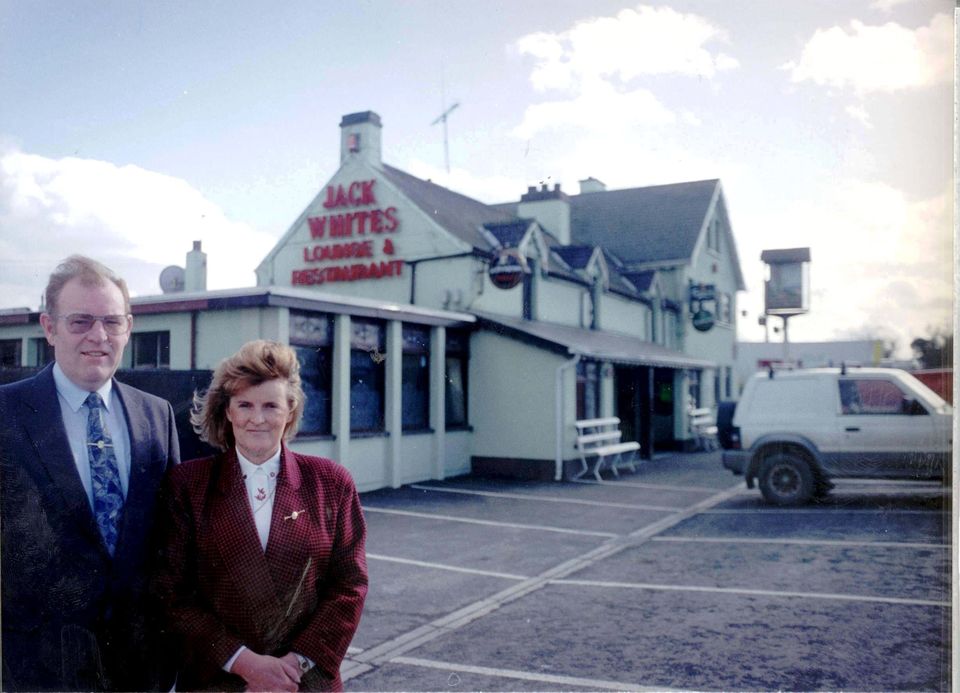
<box><xmin>839</xmin><ymin>361</ymin><xmax>862</xmax><ymax>376</ymax></box>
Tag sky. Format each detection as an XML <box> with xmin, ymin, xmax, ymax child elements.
<box><xmin>0</xmin><ymin>0</ymin><xmax>953</xmax><ymax>357</ymax></box>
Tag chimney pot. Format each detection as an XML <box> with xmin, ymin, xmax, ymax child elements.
<box><xmin>554</xmin><ymin>183</ymin><xmax>561</xmax><ymax>192</ymax></box>
<box><xmin>540</xmin><ymin>183</ymin><xmax>548</xmax><ymax>192</ymax></box>
<box><xmin>193</xmin><ymin>240</ymin><xmax>201</xmax><ymax>251</ymax></box>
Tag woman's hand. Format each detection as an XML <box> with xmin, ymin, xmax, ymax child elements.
<box><xmin>232</xmin><ymin>649</ymin><xmax>301</xmax><ymax>692</ymax></box>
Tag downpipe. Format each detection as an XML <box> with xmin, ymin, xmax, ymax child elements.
<box><xmin>555</xmin><ymin>354</ymin><xmax>581</xmax><ymax>481</ymax></box>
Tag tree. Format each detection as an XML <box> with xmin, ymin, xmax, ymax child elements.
<box><xmin>910</xmin><ymin>326</ymin><xmax>953</xmax><ymax>369</ymax></box>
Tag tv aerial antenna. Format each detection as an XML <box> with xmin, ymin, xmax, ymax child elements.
<box><xmin>431</xmin><ymin>71</ymin><xmax>460</xmax><ymax>174</ymax></box>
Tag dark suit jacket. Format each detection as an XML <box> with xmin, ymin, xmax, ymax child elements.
<box><xmin>0</xmin><ymin>364</ymin><xmax>180</xmax><ymax>692</ymax></box>
<box><xmin>155</xmin><ymin>446</ymin><xmax>368</xmax><ymax>692</ymax></box>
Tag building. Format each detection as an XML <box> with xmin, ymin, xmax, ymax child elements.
<box><xmin>0</xmin><ymin>110</ymin><xmax>745</xmax><ymax>491</ymax></box>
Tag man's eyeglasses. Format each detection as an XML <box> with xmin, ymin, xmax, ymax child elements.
<box><xmin>51</xmin><ymin>313</ymin><xmax>132</xmax><ymax>335</ymax></box>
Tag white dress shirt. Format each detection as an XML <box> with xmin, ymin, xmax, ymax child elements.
<box><xmin>52</xmin><ymin>362</ymin><xmax>131</xmax><ymax>510</ymax></box>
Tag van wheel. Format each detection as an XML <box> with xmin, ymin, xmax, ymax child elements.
<box><xmin>759</xmin><ymin>453</ymin><xmax>814</xmax><ymax>506</ymax></box>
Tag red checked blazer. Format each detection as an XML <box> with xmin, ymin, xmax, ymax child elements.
<box><xmin>154</xmin><ymin>445</ymin><xmax>367</xmax><ymax>691</ymax></box>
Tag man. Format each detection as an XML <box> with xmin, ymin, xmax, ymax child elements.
<box><xmin>0</xmin><ymin>255</ymin><xmax>180</xmax><ymax>691</ymax></box>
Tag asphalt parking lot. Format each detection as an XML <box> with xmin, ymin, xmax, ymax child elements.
<box><xmin>342</xmin><ymin>451</ymin><xmax>951</xmax><ymax>691</ymax></box>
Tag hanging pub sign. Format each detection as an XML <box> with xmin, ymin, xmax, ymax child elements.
<box><xmin>692</xmin><ymin>309</ymin><xmax>715</xmax><ymax>332</ymax></box>
<box><xmin>488</xmin><ymin>249</ymin><xmax>528</xmax><ymax>290</ymax></box>
<box><xmin>291</xmin><ymin>178</ymin><xmax>404</xmax><ymax>287</ymax></box>
<box><xmin>688</xmin><ymin>281</ymin><xmax>716</xmax><ymax>332</ymax></box>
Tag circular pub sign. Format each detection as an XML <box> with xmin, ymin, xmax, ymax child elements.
<box><xmin>489</xmin><ymin>252</ymin><xmax>525</xmax><ymax>290</ymax></box>
<box><xmin>692</xmin><ymin>309</ymin><xmax>715</xmax><ymax>332</ymax></box>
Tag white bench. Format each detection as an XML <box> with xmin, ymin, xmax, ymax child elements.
<box><xmin>574</xmin><ymin>417</ymin><xmax>641</xmax><ymax>481</ymax></box>
<box><xmin>688</xmin><ymin>406</ymin><xmax>718</xmax><ymax>450</ymax></box>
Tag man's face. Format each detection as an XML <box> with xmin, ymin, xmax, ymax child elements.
<box><xmin>40</xmin><ymin>277</ymin><xmax>131</xmax><ymax>391</ymax></box>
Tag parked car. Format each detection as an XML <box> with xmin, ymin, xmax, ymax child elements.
<box><xmin>720</xmin><ymin>367</ymin><xmax>953</xmax><ymax>505</ymax></box>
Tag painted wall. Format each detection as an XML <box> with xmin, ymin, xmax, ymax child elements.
<box><xmin>469</xmin><ymin>331</ymin><xmax>570</xmax><ymax>460</ymax></box>
<box><xmin>536</xmin><ymin>276</ymin><xmax>586</xmax><ymax>328</ymax></box>
<box><xmin>259</xmin><ymin>158</ymin><xmax>470</xmax><ymax>303</ymax></box>
<box><xmin>600</xmin><ymin>292</ymin><xmax>650</xmax><ymax>339</ymax></box>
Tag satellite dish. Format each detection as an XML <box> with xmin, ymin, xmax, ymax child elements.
<box><xmin>159</xmin><ymin>265</ymin><xmax>185</xmax><ymax>294</ymax></box>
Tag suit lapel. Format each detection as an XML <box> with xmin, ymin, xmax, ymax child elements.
<box><xmin>112</xmin><ymin>382</ymin><xmax>154</xmax><ymax>564</ymax></box>
<box><xmin>19</xmin><ymin>367</ymin><xmax>104</xmax><ymax>551</ymax></box>
<box><xmin>210</xmin><ymin>451</ymin><xmax>286</xmax><ymax>622</ymax></box>
<box><xmin>265</xmin><ymin>446</ymin><xmax>314</xmax><ymax>611</ymax></box>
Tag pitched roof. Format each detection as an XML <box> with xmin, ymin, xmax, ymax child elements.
<box><xmin>483</xmin><ymin>219</ymin><xmax>532</xmax><ymax>248</ymax></box>
<box><xmin>569</xmin><ymin>179</ymin><xmax>720</xmax><ymax>264</ymax></box>
<box><xmin>381</xmin><ymin>164</ymin><xmax>515</xmax><ymax>252</ymax></box>
<box><xmin>551</xmin><ymin>245</ymin><xmax>595</xmax><ymax>270</ymax></box>
<box><xmin>474</xmin><ymin>312</ymin><xmax>714</xmax><ymax>369</ymax></box>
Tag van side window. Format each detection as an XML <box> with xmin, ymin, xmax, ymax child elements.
<box><xmin>839</xmin><ymin>379</ymin><xmax>909</xmax><ymax>415</ymax></box>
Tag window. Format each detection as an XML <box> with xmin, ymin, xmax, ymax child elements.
<box><xmin>0</xmin><ymin>339</ymin><xmax>21</xmax><ymax>367</ymax></box>
<box><xmin>131</xmin><ymin>331</ymin><xmax>169</xmax><ymax>369</ymax></box>
<box><xmin>350</xmin><ymin>319</ymin><xmax>385</xmax><ymax>433</ymax></box>
<box><xmin>839</xmin><ymin>379</ymin><xmax>915</xmax><ymax>415</ymax></box>
<box><xmin>707</xmin><ymin>217</ymin><xmax>720</xmax><ymax>252</ymax></box>
<box><xmin>402</xmin><ymin>325</ymin><xmax>430</xmax><ymax>431</ymax></box>
<box><xmin>291</xmin><ymin>311</ymin><xmax>334</xmax><ymax>436</ymax></box>
<box><xmin>445</xmin><ymin>330</ymin><xmax>469</xmax><ymax>428</ymax></box>
<box><xmin>725</xmin><ymin>367</ymin><xmax>733</xmax><ymax>400</ymax></box>
<box><xmin>30</xmin><ymin>338</ymin><xmax>53</xmax><ymax>367</ymax></box>
<box><xmin>576</xmin><ymin>361</ymin><xmax>600</xmax><ymax>420</ymax></box>
<box><xmin>717</xmin><ymin>292</ymin><xmax>732</xmax><ymax>324</ymax></box>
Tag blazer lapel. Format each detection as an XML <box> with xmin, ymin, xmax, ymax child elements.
<box><xmin>112</xmin><ymin>382</ymin><xmax>157</xmax><ymax>564</ymax></box>
<box><xmin>19</xmin><ymin>367</ymin><xmax>103</xmax><ymax>550</ymax></box>
<box><xmin>210</xmin><ymin>451</ymin><xmax>286</xmax><ymax>623</ymax></box>
<box><xmin>265</xmin><ymin>446</ymin><xmax>315</xmax><ymax>611</ymax></box>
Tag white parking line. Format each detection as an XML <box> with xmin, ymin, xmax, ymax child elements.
<box><xmin>391</xmin><ymin>655</ymin><xmax>673</xmax><ymax>692</ymax></box>
<box><xmin>367</xmin><ymin>553</ymin><xmax>527</xmax><ymax>580</ymax></box>
<box><xmin>362</xmin><ymin>506</ymin><xmax>618</xmax><ymax>538</ymax></box>
<box><xmin>651</xmin><ymin>536</ymin><xmax>949</xmax><ymax>550</ymax></box>
<box><xmin>550</xmin><ymin>578</ymin><xmax>949</xmax><ymax>607</ymax></box>
<box><xmin>345</xmin><ymin>484</ymin><xmax>743</xmax><ymax>682</ymax></box>
<box><xmin>571</xmin><ymin>478</ymin><xmax>727</xmax><ymax>493</ymax></box>
<box><xmin>409</xmin><ymin>483</ymin><xmax>679</xmax><ymax>512</ymax></box>
<box><xmin>701</xmin><ymin>507</ymin><xmax>945</xmax><ymax>515</ymax></box>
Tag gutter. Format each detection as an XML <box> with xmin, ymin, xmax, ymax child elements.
<box><xmin>554</xmin><ymin>353</ymin><xmax>581</xmax><ymax>481</ymax></box>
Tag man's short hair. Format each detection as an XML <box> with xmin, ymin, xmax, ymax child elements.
<box><xmin>44</xmin><ymin>255</ymin><xmax>131</xmax><ymax>316</ymax></box>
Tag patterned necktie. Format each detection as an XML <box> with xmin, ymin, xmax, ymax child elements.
<box><xmin>85</xmin><ymin>392</ymin><xmax>124</xmax><ymax>555</ymax></box>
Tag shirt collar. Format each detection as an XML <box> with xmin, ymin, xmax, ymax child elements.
<box><xmin>236</xmin><ymin>447</ymin><xmax>282</xmax><ymax>477</ymax></box>
<box><xmin>52</xmin><ymin>362</ymin><xmax>114</xmax><ymax>413</ymax></box>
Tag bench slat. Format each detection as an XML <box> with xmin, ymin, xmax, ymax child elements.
<box><xmin>575</xmin><ymin>417</ymin><xmax>620</xmax><ymax>430</ymax></box>
<box><xmin>577</xmin><ymin>431</ymin><xmax>622</xmax><ymax>446</ymax></box>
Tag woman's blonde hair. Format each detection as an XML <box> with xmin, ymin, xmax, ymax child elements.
<box><xmin>191</xmin><ymin>340</ymin><xmax>305</xmax><ymax>450</ymax></box>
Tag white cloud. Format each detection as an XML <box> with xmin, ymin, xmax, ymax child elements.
<box><xmin>743</xmin><ymin>179</ymin><xmax>953</xmax><ymax>355</ymax></box>
<box><xmin>870</xmin><ymin>0</ymin><xmax>918</xmax><ymax>13</ymax></box>
<box><xmin>512</xmin><ymin>79</ymin><xmax>676</xmax><ymax>139</ymax></box>
<box><xmin>515</xmin><ymin>4</ymin><xmax>739</xmax><ymax>91</ymax></box>
<box><xmin>0</xmin><ymin>149</ymin><xmax>278</xmax><ymax>310</ymax></box>
<box><xmin>782</xmin><ymin>13</ymin><xmax>952</xmax><ymax>93</ymax></box>
<box><xmin>845</xmin><ymin>104</ymin><xmax>873</xmax><ymax>128</ymax></box>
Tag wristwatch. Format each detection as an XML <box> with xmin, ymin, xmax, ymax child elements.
<box><xmin>294</xmin><ymin>653</ymin><xmax>312</xmax><ymax>673</ymax></box>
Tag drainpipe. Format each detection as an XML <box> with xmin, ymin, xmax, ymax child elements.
<box><xmin>555</xmin><ymin>353</ymin><xmax>581</xmax><ymax>481</ymax></box>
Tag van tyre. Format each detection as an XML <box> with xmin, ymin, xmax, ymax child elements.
<box><xmin>759</xmin><ymin>452</ymin><xmax>814</xmax><ymax>506</ymax></box>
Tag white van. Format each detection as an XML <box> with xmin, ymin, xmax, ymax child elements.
<box><xmin>721</xmin><ymin>367</ymin><xmax>952</xmax><ymax>505</ymax></box>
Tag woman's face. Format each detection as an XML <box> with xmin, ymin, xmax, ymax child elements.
<box><xmin>226</xmin><ymin>379</ymin><xmax>293</xmax><ymax>464</ymax></box>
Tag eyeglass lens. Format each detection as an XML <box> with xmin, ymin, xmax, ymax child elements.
<box><xmin>61</xmin><ymin>314</ymin><xmax>130</xmax><ymax>334</ymax></box>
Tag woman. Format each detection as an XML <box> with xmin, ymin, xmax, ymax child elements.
<box><xmin>155</xmin><ymin>340</ymin><xmax>367</xmax><ymax>692</ymax></box>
